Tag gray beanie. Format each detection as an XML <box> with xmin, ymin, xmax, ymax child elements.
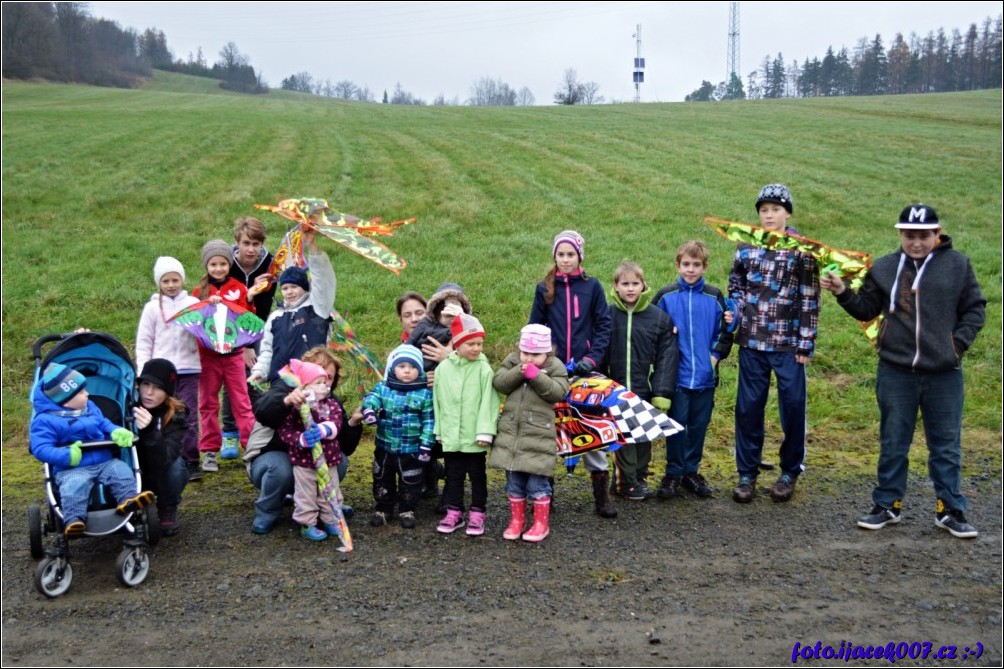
<box><xmin>201</xmin><ymin>239</ymin><xmax>233</xmax><ymax>268</ymax></box>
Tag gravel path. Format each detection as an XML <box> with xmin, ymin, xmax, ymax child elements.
<box><xmin>3</xmin><ymin>472</ymin><xmax>1001</xmax><ymax>666</ymax></box>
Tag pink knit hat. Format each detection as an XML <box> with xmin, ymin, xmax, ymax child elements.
<box><xmin>451</xmin><ymin>313</ymin><xmax>486</xmax><ymax>347</ymax></box>
<box><xmin>519</xmin><ymin>324</ymin><xmax>552</xmax><ymax>354</ymax></box>
<box><xmin>553</xmin><ymin>230</ymin><xmax>585</xmax><ymax>261</ymax></box>
<box><xmin>279</xmin><ymin>359</ymin><xmax>329</xmax><ymax>388</ymax></box>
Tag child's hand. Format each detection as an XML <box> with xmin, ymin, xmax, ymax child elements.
<box><xmin>476</xmin><ymin>440</ymin><xmax>491</xmax><ymax>448</ymax></box>
<box><xmin>819</xmin><ymin>271</ymin><xmax>846</xmax><ymax>295</ymax></box>
<box><xmin>68</xmin><ymin>441</ymin><xmax>83</xmax><ymax>467</ymax></box>
<box><xmin>723</xmin><ymin>310</ymin><xmax>734</xmax><ymax>325</ymax></box>
<box><xmin>207</xmin><ymin>295</ymin><xmax>222</xmax><ymax>305</ymax></box>
<box><xmin>283</xmin><ymin>387</ymin><xmax>307</xmax><ymax>407</ymax></box>
<box><xmin>243</xmin><ymin>348</ymin><xmax>258</xmax><ymax>368</ymax></box>
<box><xmin>299</xmin><ymin>427</ymin><xmax>322</xmax><ymax>449</ymax></box>
<box><xmin>133</xmin><ymin>406</ymin><xmax>152</xmax><ymax>430</ymax></box>
<box><xmin>361</xmin><ymin>408</ymin><xmax>378</xmax><ymax>425</ymax></box>
<box><xmin>111</xmin><ymin>427</ymin><xmax>134</xmax><ymax>448</ymax></box>
<box><xmin>247</xmin><ymin>276</ymin><xmax>271</xmax><ymax>298</ymax></box>
<box><xmin>317</xmin><ymin>421</ymin><xmax>338</xmax><ymax>440</ymax></box>
<box><xmin>417</xmin><ymin>451</ymin><xmax>431</xmax><ymax>463</ymax></box>
<box><xmin>426</xmin><ymin>371</ymin><xmax>435</xmax><ymax>387</ymax></box>
<box><xmin>349</xmin><ymin>408</ymin><xmax>364</xmax><ymax>426</ymax></box>
<box><xmin>796</xmin><ymin>354</ymin><xmax>810</xmax><ymax>365</ymax></box>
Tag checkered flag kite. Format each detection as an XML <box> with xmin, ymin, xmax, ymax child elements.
<box><xmin>555</xmin><ymin>373</ymin><xmax>682</xmax><ymax>459</ymax></box>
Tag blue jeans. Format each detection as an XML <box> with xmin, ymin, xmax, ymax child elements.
<box><xmin>55</xmin><ymin>459</ymin><xmax>135</xmax><ymax>524</ymax></box>
<box><xmin>249</xmin><ymin>450</ymin><xmax>349</xmax><ymax>525</ymax></box>
<box><xmin>666</xmin><ymin>387</ymin><xmax>715</xmax><ymax>477</ymax></box>
<box><xmin>505</xmin><ymin>471</ymin><xmax>553</xmax><ymax>500</ymax></box>
<box><xmin>874</xmin><ymin>363</ymin><xmax>967</xmax><ymax>511</ymax></box>
<box><xmin>734</xmin><ymin>348</ymin><xmax>807</xmax><ymax>478</ymax></box>
<box><xmin>156</xmin><ymin>456</ymin><xmax>189</xmax><ymax>509</ymax></box>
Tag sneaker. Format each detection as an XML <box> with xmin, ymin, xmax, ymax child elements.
<box><xmin>935</xmin><ymin>502</ymin><xmax>978</xmax><ymax>539</ymax></box>
<box><xmin>399</xmin><ymin>511</ymin><xmax>416</xmax><ymax>529</ymax></box>
<box><xmin>465</xmin><ymin>510</ymin><xmax>486</xmax><ymax>536</ymax></box>
<box><xmin>732</xmin><ymin>475</ymin><xmax>756</xmax><ymax>504</ymax></box>
<box><xmin>437</xmin><ymin>508</ymin><xmax>466</xmax><ymax>534</ymax></box>
<box><xmin>681</xmin><ymin>472</ymin><xmax>714</xmax><ymax>498</ymax></box>
<box><xmin>370</xmin><ymin>511</ymin><xmax>387</xmax><ymax>527</ymax></box>
<box><xmin>770</xmin><ymin>474</ymin><xmax>797</xmax><ymax>502</ymax></box>
<box><xmin>158</xmin><ymin>506</ymin><xmax>181</xmax><ymax>536</ymax></box>
<box><xmin>858</xmin><ymin>504</ymin><xmax>902</xmax><ymax>530</ymax></box>
<box><xmin>625</xmin><ymin>483</ymin><xmax>651</xmax><ymax>501</ymax></box>
<box><xmin>201</xmin><ymin>452</ymin><xmax>219</xmax><ymax>472</ymax></box>
<box><xmin>116</xmin><ymin>490</ymin><xmax>155</xmax><ymax>515</ymax></box>
<box><xmin>300</xmin><ymin>525</ymin><xmax>328</xmax><ymax>542</ymax></box>
<box><xmin>64</xmin><ymin>520</ymin><xmax>87</xmax><ymax>537</ymax></box>
<box><xmin>324</xmin><ymin>522</ymin><xmax>345</xmax><ymax>538</ymax></box>
<box><xmin>656</xmin><ymin>475</ymin><xmax>679</xmax><ymax>499</ymax></box>
<box><xmin>187</xmin><ymin>461</ymin><xmax>204</xmax><ymax>482</ymax></box>
<box><xmin>220</xmin><ymin>435</ymin><xmax>240</xmax><ymax>460</ymax></box>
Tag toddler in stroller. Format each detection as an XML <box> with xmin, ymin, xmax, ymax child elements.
<box><xmin>27</xmin><ymin>332</ymin><xmax>157</xmax><ymax>597</ymax></box>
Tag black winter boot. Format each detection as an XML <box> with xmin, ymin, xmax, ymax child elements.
<box><xmin>590</xmin><ymin>471</ymin><xmax>618</xmax><ymax>519</ymax></box>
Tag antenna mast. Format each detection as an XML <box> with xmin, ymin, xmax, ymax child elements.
<box><xmin>726</xmin><ymin>2</ymin><xmax>740</xmax><ymax>91</ymax></box>
<box><xmin>632</xmin><ymin>24</ymin><xmax>645</xmax><ymax>103</ymax></box>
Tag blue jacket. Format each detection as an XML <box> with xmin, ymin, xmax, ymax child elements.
<box><xmin>655</xmin><ymin>277</ymin><xmax>734</xmax><ymax>391</ymax></box>
<box><xmin>529</xmin><ymin>271</ymin><xmax>611</xmax><ymax>367</ymax></box>
<box><xmin>29</xmin><ymin>383</ymin><xmax>122</xmax><ymax>475</ymax></box>
<box><xmin>362</xmin><ymin>367</ymin><xmax>435</xmax><ymax>455</ymax></box>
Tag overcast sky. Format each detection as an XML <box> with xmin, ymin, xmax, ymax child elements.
<box><xmin>89</xmin><ymin>1</ymin><xmax>1001</xmax><ymax>103</ymax></box>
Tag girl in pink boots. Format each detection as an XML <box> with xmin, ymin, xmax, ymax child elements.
<box><xmin>489</xmin><ymin>325</ymin><xmax>569</xmax><ymax>542</ymax></box>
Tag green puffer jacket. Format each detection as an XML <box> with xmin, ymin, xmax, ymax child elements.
<box><xmin>433</xmin><ymin>352</ymin><xmax>500</xmax><ymax>453</ymax></box>
<box><xmin>488</xmin><ymin>352</ymin><xmax>569</xmax><ymax>477</ymax></box>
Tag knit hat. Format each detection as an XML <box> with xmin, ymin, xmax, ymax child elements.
<box><xmin>755</xmin><ymin>184</ymin><xmax>794</xmax><ymax>214</ymax></box>
<box><xmin>553</xmin><ymin>230</ymin><xmax>585</xmax><ymax>261</ymax></box>
<box><xmin>201</xmin><ymin>239</ymin><xmax>233</xmax><ymax>268</ymax></box>
<box><xmin>427</xmin><ymin>283</ymin><xmax>472</xmax><ymax>321</ymax></box>
<box><xmin>386</xmin><ymin>344</ymin><xmax>424</xmax><ymax>378</ymax></box>
<box><xmin>519</xmin><ymin>324</ymin><xmax>552</xmax><ymax>354</ymax></box>
<box><xmin>41</xmin><ymin>362</ymin><xmax>87</xmax><ymax>405</ymax></box>
<box><xmin>280</xmin><ymin>358</ymin><xmax>329</xmax><ymax>388</ymax></box>
<box><xmin>153</xmin><ymin>256</ymin><xmax>185</xmax><ymax>285</ymax></box>
<box><xmin>137</xmin><ymin>358</ymin><xmax>178</xmax><ymax>396</ymax></box>
<box><xmin>278</xmin><ymin>266</ymin><xmax>310</xmax><ymax>292</ymax></box>
<box><xmin>451</xmin><ymin>313</ymin><xmax>486</xmax><ymax>348</ymax></box>
<box><xmin>895</xmin><ymin>204</ymin><xmax>940</xmax><ymax>230</ymax></box>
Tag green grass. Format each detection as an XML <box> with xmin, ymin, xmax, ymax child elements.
<box><xmin>3</xmin><ymin>72</ymin><xmax>1001</xmax><ymax>506</ymax></box>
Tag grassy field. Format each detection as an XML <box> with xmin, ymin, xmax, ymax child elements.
<box><xmin>3</xmin><ymin>72</ymin><xmax>1000</xmax><ymax>506</ymax></box>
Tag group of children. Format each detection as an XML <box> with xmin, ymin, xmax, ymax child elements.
<box><xmin>31</xmin><ymin>183</ymin><xmax>986</xmax><ymax>546</ymax></box>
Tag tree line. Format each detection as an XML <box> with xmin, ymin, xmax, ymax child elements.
<box><xmin>2</xmin><ymin>2</ymin><xmax>265</xmax><ymax>94</ymax></box>
<box><xmin>687</xmin><ymin>15</ymin><xmax>1002</xmax><ymax>101</ymax></box>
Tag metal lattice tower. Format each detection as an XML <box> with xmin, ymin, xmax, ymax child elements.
<box><xmin>726</xmin><ymin>2</ymin><xmax>740</xmax><ymax>86</ymax></box>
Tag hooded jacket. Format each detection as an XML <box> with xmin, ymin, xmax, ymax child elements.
<box><xmin>834</xmin><ymin>234</ymin><xmax>985</xmax><ymax>373</ymax></box>
<box><xmin>529</xmin><ymin>270</ymin><xmax>611</xmax><ymax>368</ymax></box>
<box><xmin>29</xmin><ymin>383</ymin><xmax>122</xmax><ymax>475</ymax></box>
<box><xmin>361</xmin><ymin>364</ymin><xmax>435</xmax><ymax>455</ymax></box>
<box><xmin>251</xmin><ymin>250</ymin><xmax>336</xmax><ymax>381</ymax></box>
<box><xmin>603</xmin><ymin>287</ymin><xmax>677</xmax><ymax>401</ymax></box>
<box><xmin>406</xmin><ymin>284</ymin><xmax>472</xmax><ymax>370</ymax></box>
<box><xmin>655</xmin><ymin>277</ymin><xmax>734</xmax><ymax>391</ymax></box>
<box><xmin>489</xmin><ymin>352</ymin><xmax>569</xmax><ymax>477</ymax></box>
<box><xmin>433</xmin><ymin>352</ymin><xmax>500</xmax><ymax>453</ymax></box>
<box><xmin>230</xmin><ymin>245</ymin><xmax>277</xmax><ymax>319</ymax></box>
<box><xmin>135</xmin><ymin>290</ymin><xmax>201</xmax><ymax>373</ymax></box>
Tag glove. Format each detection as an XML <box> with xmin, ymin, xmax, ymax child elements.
<box><xmin>68</xmin><ymin>441</ymin><xmax>82</xmax><ymax>467</ymax></box>
<box><xmin>523</xmin><ymin>363</ymin><xmax>540</xmax><ymax>381</ymax></box>
<box><xmin>651</xmin><ymin>396</ymin><xmax>671</xmax><ymax>412</ymax></box>
<box><xmin>111</xmin><ymin>427</ymin><xmax>134</xmax><ymax>448</ymax></box>
<box><xmin>573</xmin><ymin>359</ymin><xmax>595</xmax><ymax>375</ymax></box>
<box><xmin>417</xmin><ymin>450</ymin><xmax>431</xmax><ymax>463</ymax></box>
<box><xmin>299</xmin><ymin>427</ymin><xmax>322</xmax><ymax>449</ymax></box>
<box><xmin>317</xmin><ymin>421</ymin><xmax>338</xmax><ymax>440</ymax></box>
<box><xmin>361</xmin><ymin>408</ymin><xmax>378</xmax><ymax>425</ymax></box>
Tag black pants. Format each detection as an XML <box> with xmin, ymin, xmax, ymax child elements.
<box><xmin>443</xmin><ymin>452</ymin><xmax>487</xmax><ymax>512</ymax></box>
<box><xmin>372</xmin><ymin>449</ymin><xmax>424</xmax><ymax>514</ymax></box>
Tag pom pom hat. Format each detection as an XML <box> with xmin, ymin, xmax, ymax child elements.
<box><xmin>451</xmin><ymin>313</ymin><xmax>486</xmax><ymax>348</ymax></box>
<box><xmin>553</xmin><ymin>230</ymin><xmax>585</xmax><ymax>261</ymax></box>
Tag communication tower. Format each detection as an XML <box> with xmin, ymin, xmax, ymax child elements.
<box><xmin>632</xmin><ymin>24</ymin><xmax>645</xmax><ymax>103</ymax></box>
<box><xmin>726</xmin><ymin>2</ymin><xmax>740</xmax><ymax>87</ymax></box>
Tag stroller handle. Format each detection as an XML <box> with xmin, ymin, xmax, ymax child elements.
<box><xmin>67</xmin><ymin>438</ymin><xmax>139</xmax><ymax>450</ymax></box>
<box><xmin>32</xmin><ymin>333</ymin><xmax>76</xmax><ymax>362</ymax></box>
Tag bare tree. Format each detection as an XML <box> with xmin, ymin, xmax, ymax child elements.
<box><xmin>333</xmin><ymin>80</ymin><xmax>357</xmax><ymax>99</ymax></box>
<box><xmin>554</xmin><ymin>68</ymin><xmax>583</xmax><ymax>104</ymax></box>
<box><xmin>355</xmin><ymin>86</ymin><xmax>374</xmax><ymax>102</ymax></box>
<box><xmin>468</xmin><ymin>76</ymin><xmax>517</xmax><ymax>106</ymax></box>
<box><xmin>516</xmin><ymin>86</ymin><xmax>535</xmax><ymax>106</ymax></box>
<box><xmin>580</xmin><ymin>81</ymin><xmax>604</xmax><ymax>104</ymax></box>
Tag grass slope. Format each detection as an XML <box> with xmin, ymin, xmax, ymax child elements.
<box><xmin>3</xmin><ymin>73</ymin><xmax>1000</xmax><ymax>505</ymax></box>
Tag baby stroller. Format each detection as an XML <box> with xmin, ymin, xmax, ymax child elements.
<box><xmin>27</xmin><ymin>332</ymin><xmax>159</xmax><ymax>598</ymax></box>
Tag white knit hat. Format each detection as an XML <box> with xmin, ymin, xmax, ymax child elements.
<box><xmin>154</xmin><ymin>256</ymin><xmax>185</xmax><ymax>285</ymax></box>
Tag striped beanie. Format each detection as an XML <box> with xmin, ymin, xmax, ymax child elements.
<box><xmin>42</xmin><ymin>363</ymin><xmax>87</xmax><ymax>405</ymax></box>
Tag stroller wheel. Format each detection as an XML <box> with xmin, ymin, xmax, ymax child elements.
<box><xmin>34</xmin><ymin>557</ymin><xmax>73</xmax><ymax>598</ymax></box>
<box><xmin>116</xmin><ymin>547</ymin><xmax>150</xmax><ymax>588</ymax></box>
<box><xmin>28</xmin><ymin>504</ymin><xmax>44</xmax><ymax>559</ymax></box>
<box><xmin>145</xmin><ymin>505</ymin><xmax>160</xmax><ymax>547</ymax></box>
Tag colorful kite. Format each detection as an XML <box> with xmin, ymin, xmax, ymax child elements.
<box><xmin>168</xmin><ymin>300</ymin><xmax>265</xmax><ymax>354</ymax></box>
<box><xmin>554</xmin><ymin>374</ymin><xmax>683</xmax><ymax>459</ymax></box>
<box><xmin>707</xmin><ymin>217</ymin><xmax>881</xmax><ymax>345</ymax></box>
<box><xmin>328</xmin><ymin>309</ymin><xmax>383</xmax><ymax>383</ymax></box>
<box><xmin>254</xmin><ymin>197</ymin><xmax>414</xmax><ymax>275</ymax></box>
